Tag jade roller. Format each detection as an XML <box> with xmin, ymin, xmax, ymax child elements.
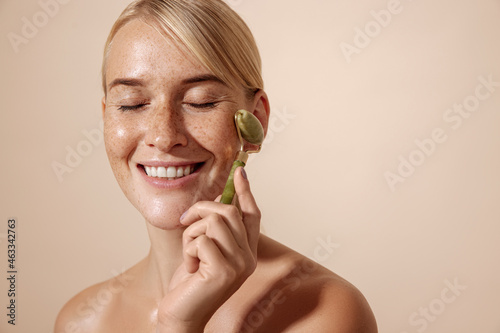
<box><xmin>220</xmin><ymin>109</ymin><xmax>264</xmax><ymax>204</ymax></box>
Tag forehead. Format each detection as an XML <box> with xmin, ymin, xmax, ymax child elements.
<box><xmin>106</xmin><ymin>19</ymin><xmax>206</xmax><ymax>85</ymax></box>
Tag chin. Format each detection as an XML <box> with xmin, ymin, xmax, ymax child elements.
<box><xmin>131</xmin><ymin>195</ymin><xmax>187</xmax><ymax>230</ymax></box>
<box><xmin>131</xmin><ymin>189</ymin><xmax>217</xmax><ymax>230</ymax></box>
<box><xmin>146</xmin><ymin>216</ymin><xmax>185</xmax><ymax>230</ymax></box>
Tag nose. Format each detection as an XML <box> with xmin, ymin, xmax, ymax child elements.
<box><xmin>144</xmin><ymin>104</ymin><xmax>188</xmax><ymax>151</ymax></box>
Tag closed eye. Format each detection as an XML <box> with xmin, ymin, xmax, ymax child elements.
<box><xmin>118</xmin><ymin>104</ymin><xmax>148</xmax><ymax>111</ymax></box>
<box><xmin>186</xmin><ymin>102</ymin><xmax>218</xmax><ymax>109</ymax></box>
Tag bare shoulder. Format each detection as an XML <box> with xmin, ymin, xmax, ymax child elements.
<box><xmin>294</xmin><ymin>273</ymin><xmax>378</xmax><ymax>333</ymax></box>
<box><xmin>54</xmin><ymin>269</ymin><xmax>135</xmax><ymax>333</ymax></box>
<box><xmin>237</xmin><ymin>235</ymin><xmax>378</xmax><ymax>332</ymax></box>
<box><xmin>54</xmin><ymin>281</ymin><xmax>109</xmax><ymax>333</ymax></box>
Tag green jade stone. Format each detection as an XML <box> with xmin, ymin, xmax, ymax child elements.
<box><xmin>236</xmin><ymin>110</ymin><xmax>264</xmax><ymax>145</ymax></box>
<box><xmin>220</xmin><ymin>110</ymin><xmax>264</xmax><ymax>204</ymax></box>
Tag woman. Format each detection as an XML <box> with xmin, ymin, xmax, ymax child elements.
<box><xmin>55</xmin><ymin>0</ymin><xmax>377</xmax><ymax>332</ymax></box>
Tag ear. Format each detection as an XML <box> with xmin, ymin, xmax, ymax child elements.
<box><xmin>249</xmin><ymin>90</ymin><xmax>270</xmax><ymax>138</ymax></box>
<box><xmin>101</xmin><ymin>97</ymin><xmax>106</xmax><ymax>119</ymax></box>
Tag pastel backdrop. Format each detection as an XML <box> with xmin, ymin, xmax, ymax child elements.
<box><xmin>1</xmin><ymin>0</ymin><xmax>499</xmax><ymax>332</ymax></box>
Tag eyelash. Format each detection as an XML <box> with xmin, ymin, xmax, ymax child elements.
<box><xmin>117</xmin><ymin>102</ymin><xmax>218</xmax><ymax>112</ymax></box>
<box><xmin>187</xmin><ymin>102</ymin><xmax>218</xmax><ymax>109</ymax></box>
<box><xmin>118</xmin><ymin>104</ymin><xmax>147</xmax><ymax>112</ymax></box>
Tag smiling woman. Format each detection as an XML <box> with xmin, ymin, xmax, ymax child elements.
<box><xmin>54</xmin><ymin>0</ymin><xmax>377</xmax><ymax>332</ymax></box>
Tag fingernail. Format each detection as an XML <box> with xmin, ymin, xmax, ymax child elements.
<box><xmin>180</xmin><ymin>210</ymin><xmax>187</xmax><ymax>221</ymax></box>
<box><xmin>241</xmin><ymin>167</ymin><xmax>248</xmax><ymax>180</ymax></box>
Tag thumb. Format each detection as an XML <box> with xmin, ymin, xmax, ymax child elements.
<box><xmin>234</xmin><ymin>167</ymin><xmax>261</xmax><ymax>250</ymax></box>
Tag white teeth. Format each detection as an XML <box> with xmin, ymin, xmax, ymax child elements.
<box><xmin>176</xmin><ymin>167</ymin><xmax>184</xmax><ymax>178</ymax></box>
<box><xmin>166</xmin><ymin>166</ymin><xmax>177</xmax><ymax>178</ymax></box>
<box><xmin>144</xmin><ymin>164</ymin><xmax>196</xmax><ymax>179</ymax></box>
<box><xmin>157</xmin><ymin>167</ymin><xmax>167</xmax><ymax>178</ymax></box>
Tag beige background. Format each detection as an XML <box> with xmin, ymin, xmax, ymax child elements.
<box><xmin>1</xmin><ymin>0</ymin><xmax>499</xmax><ymax>332</ymax></box>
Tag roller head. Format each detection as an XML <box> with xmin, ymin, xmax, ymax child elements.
<box><xmin>235</xmin><ymin>109</ymin><xmax>264</xmax><ymax>145</ymax></box>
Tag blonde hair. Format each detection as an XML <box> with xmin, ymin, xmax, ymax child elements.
<box><xmin>102</xmin><ymin>0</ymin><xmax>263</xmax><ymax>97</ymax></box>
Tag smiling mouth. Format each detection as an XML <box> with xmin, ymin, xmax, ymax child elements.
<box><xmin>140</xmin><ymin>163</ymin><xmax>201</xmax><ymax>180</ymax></box>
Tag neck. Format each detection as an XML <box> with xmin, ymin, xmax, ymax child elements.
<box><xmin>143</xmin><ymin>222</ymin><xmax>185</xmax><ymax>298</ymax></box>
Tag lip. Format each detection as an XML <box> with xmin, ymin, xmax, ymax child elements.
<box><xmin>136</xmin><ymin>160</ymin><xmax>205</xmax><ymax>189</ymax></box>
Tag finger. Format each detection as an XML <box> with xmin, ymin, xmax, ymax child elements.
<box><xmin>233</xmin><ymin>193</ymin><xmax>242</xmax><ymax>215</ymax></box>
<box><xmin>184</xmin><ymin>235</ymin><xmax>227</xmax><ymax>275</ymax></box>
<box><xmin>183</xmin><ymin>214</ymin><xmax>242</xmax><ymax>264</ymax></box>
<box><xmin>180</xmin><ymin>202</ymin><xmax>248</xmax><ymax>250</ymax></box>
<box><xmin>184</xmin><ymin>249</ymin><xmax>199</xmax><ymax>274</ymax></box>
<box><xmin>215</xmin><ymin>193</ymin><xmax>240</xmax><ymax>212</ymax></box>
<box><xmin>183</xmin><ymin>233</ymin><xmax>201</xmax><ymax>274</ymax></box>
<box><xmin>234</xmin><ymin>167</ymin><xmax>261</xmax><ymax>252</ymax></box>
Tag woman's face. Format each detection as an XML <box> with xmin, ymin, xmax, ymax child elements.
<box><xmin>102</xmin><ymin>19</ymin><xmax>265</xmax><ymax>229</ymax></box>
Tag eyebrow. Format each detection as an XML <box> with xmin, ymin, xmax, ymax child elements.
<box><xmin>108</xmin><ymin>78</ymin><xmax>145</xmax><ymax>92</ymax></box>
<box><xmin>107</xmin><ymin>74</ymin><xmax>227</xmax><ymax>93</ymax></box>
<box><xmin>181</xmin><ymin>74</ymin><xmax>227</xmax><ymax>86</ymax></box>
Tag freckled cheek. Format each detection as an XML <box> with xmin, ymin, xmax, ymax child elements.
<box><xmin>221</xmin><ymin>123</ymin><xmax>243</xmax><ymax>161</ymax></box>
<box><xmin>193</xmin><ymin>117</ymin><xmax>239</xmax><ymax>162</ymax></box>
<box><xmin>209</xmin><ymin>124</ymin><xmax>237</xmax><ymax>156</ymax></box>
<box><xmin>103</xmin><ymin>117</ymin><xmax>139</xmax><ymax>163</ymax></box>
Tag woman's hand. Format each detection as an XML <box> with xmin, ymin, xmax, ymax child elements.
<box><xmin>156</xmin><ymin>167</ymin><xmax>261</xmax><ymax>332</ymax></box>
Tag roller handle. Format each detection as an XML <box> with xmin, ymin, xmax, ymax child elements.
<box><xmin>220</xmin><ymin>159</ymin><xmax>246</xmax><ymax>204</ymax></box>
